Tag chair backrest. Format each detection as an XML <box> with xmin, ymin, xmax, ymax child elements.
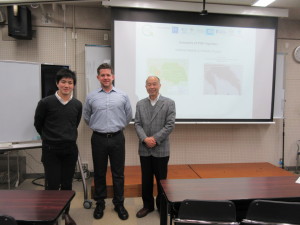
<box><xmin>242</xmin><ymin>200</ymin><xmax>300</xmax><ymax>225</ymax></box>
<box><xmin>0</xmin><ymin>215</ymin><xmax>17</xmax><ymax>225</ymax></box>
<box><xmin>175</xmin><ymin>199</ymin><xmax>238</xmax><ymax>225</ymax></box>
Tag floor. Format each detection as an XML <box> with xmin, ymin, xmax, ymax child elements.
<box><xmin>13</xmin><ymin>177</ymin><xmax>162</xmax><ymax>225</ymax></box>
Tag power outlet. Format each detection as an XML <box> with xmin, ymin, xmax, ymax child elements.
<box><xmin>104</xmin><ymin>33</ymin><xmax>108</xmax><ymax>41</ymax></box>
<box><xmin>82</xmin><ymin>163</ymin><xmax>88</xmax><ymax>171</ymax></box>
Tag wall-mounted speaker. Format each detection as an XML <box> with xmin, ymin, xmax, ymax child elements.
<box><xmin>7</xmin><ymin>5</ymin><xmax>32</xmax><ymax>40</ymax></box>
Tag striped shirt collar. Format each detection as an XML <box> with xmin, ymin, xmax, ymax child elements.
<box><xmin>99</xmin><ymin>86</ymin><xmax>116</xmax><ymax>93</ymax></box>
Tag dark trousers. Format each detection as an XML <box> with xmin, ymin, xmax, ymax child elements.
<box><xmin>91</xmin><ymin>131</ymin><xmax>125</xmax><ymax>206</ymax></box>
<box><xmin>42</xmin><ymin>141</ymin><xmax>78</xmax><ymax>213</ymax></box>
<box><xmin>140</xmin><ymin>155</ymin><xmax>169</xmax><ymax>210</ymax></box>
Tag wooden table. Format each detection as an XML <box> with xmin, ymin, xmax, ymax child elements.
<box><xmin>0</xmin><ymin>190</ymin><xmax>75</xmax><ymax>224</ymax></box>
<box><xmin>189</xmin><ymin>162</ymin><xmax>294</xmax><ymax>178</ymax></box>
<box><xmin>160</xmin><ymin>176</ymin><xmax>300</xmax><ymax>225</ymax></box>
<box><xmin>92</xmin><ymin>164</ymin><xmax>200</xmax><ymax>198</ymax></box>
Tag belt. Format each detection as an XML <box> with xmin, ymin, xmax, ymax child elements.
<box><xmin>93</xmin><ymin>130</ymin><xmax>121</xmax><ymax>138</ymax></box>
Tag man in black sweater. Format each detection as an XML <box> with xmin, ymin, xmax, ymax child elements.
<box><xmin>34</xmin><ymin>68</ymin><xmax>82</xmax><ymax>225</ymax></box>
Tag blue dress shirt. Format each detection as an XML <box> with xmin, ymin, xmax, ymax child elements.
<box><xmin>83</xmin><ymin>87</ymin><xmax>132</xmax><ymax>133</ymax></box>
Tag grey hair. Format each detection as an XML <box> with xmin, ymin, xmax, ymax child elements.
<box><xmin>146</xmin><ymin>76</ymin><xmax>160</xmax><ymax>84</ymax></box>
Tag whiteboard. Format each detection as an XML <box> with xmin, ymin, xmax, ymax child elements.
<box><xmin>0</xmin><ymin>61</ymin><xmax>41</xmax><ymax>143</ymax></box>
<box><xmin>85</xmin><ymin>45</ymin><xmax>111</xmax><ymax>94</ymax></box>
<box><xmin>273</xmin><ymin>53</ymin><xmax>285</xmax><ymax>119</ymax></box>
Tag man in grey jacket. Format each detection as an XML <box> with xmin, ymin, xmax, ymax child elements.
<box><xmin>134</xmin><ymin>76</ymin><xmax>176</xmax><ymax>218</ymax></box>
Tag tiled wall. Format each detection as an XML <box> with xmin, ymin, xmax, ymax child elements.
<box><xmin>0</xmin><ymin>5</ymin><xmax>299</xmax><ymax>174</ymax></box>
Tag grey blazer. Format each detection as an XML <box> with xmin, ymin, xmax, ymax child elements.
<box><xmin>134</xmin><ymin>95</ymin><xmax>176</xmax><ymax>157</ymax></box>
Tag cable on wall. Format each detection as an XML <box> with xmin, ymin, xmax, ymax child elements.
<box><xmin>62</xmin><ymin>3</ymin><xmax>67</xmax><ymax>65</ymax></box>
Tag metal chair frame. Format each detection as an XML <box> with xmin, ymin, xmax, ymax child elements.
<box><xmin>241</xmin><ymin>200</ymin><xmax>300</xmax><ymax>225</ymax></box>
<box><xmin>175</xmin><ymin>199</ymin><xmax>239</xmax><ymax>225</ymax></box>
<box><xmin>242</xmin><ymin>219</ymin><xmax>300</xmax><ymax>225</ymax></box>
<box><xmin>175</xmin><ymin>218</ymin><xmax>239</xmax><ymax>225</ymax></box>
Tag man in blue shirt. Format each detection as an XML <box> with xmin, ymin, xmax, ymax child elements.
<box><xmin>83</xmin><ymin>63</ymin><xmax>132</xmax><ymax>220</ymax></box>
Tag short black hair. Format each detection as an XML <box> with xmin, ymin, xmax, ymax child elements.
<box><xmin>56</xmin><ymin>68</ymin><xmax>77</xmax><ymax>85</ymax></box>
<box><xmin>97</xmin><ymin>63</ymin><xmax>114</xmax><ymax>75</ymax></box>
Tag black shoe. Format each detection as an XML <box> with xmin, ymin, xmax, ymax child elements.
<box><xmin>114</xmin><ymin>205</ymin><xmax>129</xmax><ymax>220</ymax></box>
<box><xmin>136</xmin><ymin>207</ymin><xmax>154</xmax><ymax>218</ymax></box>
<box><xmin>93</xmin><ymin>204</ymin><xmax>105</xmax><ymax>219</ymax></box>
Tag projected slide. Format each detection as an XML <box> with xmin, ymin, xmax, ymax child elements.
<box><xmin>114</xmin><ymin>19</ymin><xmax>275</xmax><ymax>121</ymax></box>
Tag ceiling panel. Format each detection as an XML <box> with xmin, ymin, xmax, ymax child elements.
<box><xmin>0</xmin><ymin>0</ymin><xmax>299</xmax><ymax>8</ymax></box>
<box><xmin>0</xmin><ymin>0</ymin><xmax>300</xmax><ymax>19</ymax></box>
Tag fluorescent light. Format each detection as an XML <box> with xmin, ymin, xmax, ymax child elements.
<box><xmin>252</xmin><ymin>0</ymin><xmax>276</xmax><ymax>7</ymax></box>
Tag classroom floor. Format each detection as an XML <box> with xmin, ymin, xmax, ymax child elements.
<box><xmin>13</xmin><ymin>177</ymin><xmax>162</xmax><ymax>225</ymax></box>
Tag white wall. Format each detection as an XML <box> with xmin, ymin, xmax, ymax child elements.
<box><xmin>0</xmin><ymin>5</ymin><xmax>299</xmax><ymax>174</ymax></box>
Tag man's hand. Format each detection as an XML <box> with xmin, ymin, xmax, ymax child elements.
<box><xmin>144</xmin><ymin>136</ymin><xmax>156</xmax><ymax>148</ymax></box>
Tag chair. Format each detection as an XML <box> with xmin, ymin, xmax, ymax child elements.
<box><xmin>242</xmin><ymin>200</ymin><xmax>300</xmax><ymax>225</ymax></box>
<box><xmin>174</xmin><ymin>199</ymin><xmax>239</xmax><ymax>225</ymax></box>
<box><xmin>0</xmin><ymin>215</ymin><xmax>17</xmax><ymax>225</ymax></box>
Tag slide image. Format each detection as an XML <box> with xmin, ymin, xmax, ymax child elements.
<box><xmin>147</xmin><ymin>58</ymin><xmax>189</xmax><ymax>95</ymax></box>
<box><xmin>204</xmin><ymin>64</ymin><xmax>242</xmax><ymax>95</ymax></box>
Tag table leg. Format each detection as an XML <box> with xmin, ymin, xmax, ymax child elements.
<box><xmin>169</xmin><ymin>208</ymin><xmax>173</xmax><ymax>225</ymax></box>
<box><xmin>7</xmin><ymin>151</ymin><xmax>10</xmax><ymax>189</ymax></box>
<box><xmin>15</xmin><ymin>150</ymin><xmax>20</xmax><ymax>187</ymax></box>
<box><xmin>160</xmin><ymin>193</ymin><xmax>168</xmax><ymax>225</ymax></box>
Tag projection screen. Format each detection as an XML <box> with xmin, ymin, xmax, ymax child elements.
<box><xmin>112</xmin><ymin>8</ymin><xmax>278</xmax><ymax>122</ymax></box>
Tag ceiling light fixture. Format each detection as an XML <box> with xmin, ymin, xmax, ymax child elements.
<box><xmin>252</xmin><ymin>0</ymin><xmax>276</xmax><ymax>7</ymax></box>
<box><xmin>199</xmin><ymin>0</ymin><xmax>208</xmax><ymax>16</ymax></box>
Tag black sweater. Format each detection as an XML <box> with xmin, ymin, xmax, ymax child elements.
<box><xmin>34</xmin><ymin>95</ymin><xmax>82</xmax><ymax>142</ymax></box>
